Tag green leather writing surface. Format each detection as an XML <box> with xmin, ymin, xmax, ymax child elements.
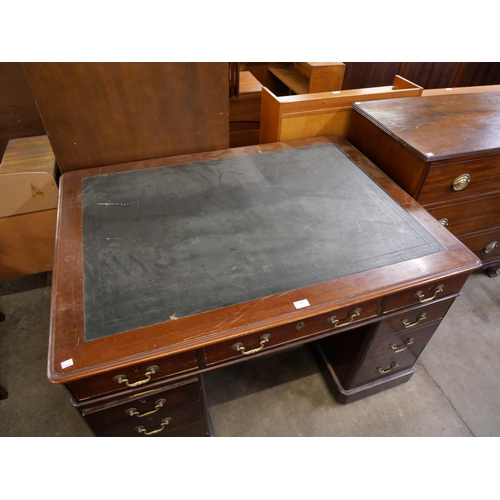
<box><xmin>82</xmin><ymin>143</ymin><xmax>444</xmax><ymax>341</ymax></box>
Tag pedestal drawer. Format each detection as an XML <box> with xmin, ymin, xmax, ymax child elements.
<box><xmin>351</xmin><ymin>320</ymin><xmax>440</xmax><ymax>388</ymax></box>
<box><xmin>203</xmin><ymin>298</ymin><xmax>382</xmax><ymax>366</ymax></box>
<box><xmin>68</xmin><ymin>350</ymin><xmax>199</xmax><ymax>401</ymax></box>
<box><xmin>81</xmin><ymin>377</ymin><xmax>204</xmax><ymax>436</ymax></box>
<box><xmin>375</xmin><ymin>296</ymin><xmax>455</xmax><ymax>340</ymax></box>
<box><xmin>91</xmin><ymin>400</ymin><xmax>205</xmax><ymax>437</ymax></box>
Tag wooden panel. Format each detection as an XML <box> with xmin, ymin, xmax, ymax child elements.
<box><xmin>422</xmin><ymin>84</ymin><xmax>500</xmax><ymax>97</ymax></box>
<box><xmin>23</xmin><ymin>63</ymin><xmax>230</xmax><ymax>173</ymax></box>
<box><xmin>398</xmin><ymin>62</ymin><xmax>463</xmax><ymax>89</ymax></box>
<box><xmin>260</xmin><ymin>76</ymin><xmax>423</xmax><ymax>144</ymax></box>
<box><xmin>342</xmin><ymin>62</ymin><xmax>401</xmax><ymax>90</ymax></box>
<box><xmin>0</xmin><ymin>209</ymin><xmax>56</xmax><ymax>279</ymax></box>
<box><xmin>0</xmin><ymin>62</ymin><xmax>46</xmax><ymax>161</ymax></box>
<box><xmin>451</xmin><ymin>62</ymin><xmax>500</xmax><ymax>87</ymax></box>
<box><xmin>347</xmin><ymin>107</ymin><xmax>429</xmax><ymax>196</ymax></box>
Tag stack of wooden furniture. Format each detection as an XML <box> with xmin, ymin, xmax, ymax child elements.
<box><xmin>0</xmin><ymin>135</ymin><xmax>58</xmax><ymax>280</ymax></box>
<box><xmin>347</xmin><ymin>91</ymin><xmax>500</xmax><ymax>277</ymax></box>
<box><xmin>267</xmin><ymin>62</ymin><xmax>345</xmax><ymax>95</ymax></box>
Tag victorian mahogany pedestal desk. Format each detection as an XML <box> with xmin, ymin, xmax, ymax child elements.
<box><xmin>48</xmin><ymin>136</ymin><xmax>480</xmax><ymax>437</ymax></box>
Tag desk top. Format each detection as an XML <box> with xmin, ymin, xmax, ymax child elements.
<box><xmin>48</xmin><ymin>136</ymin><xmax>480</xmax><ymax>383</ymax></box>
<box><xmin>82</xmin><ymin>142</ymin><xmax>444</xmax><ymax>341</ymax></box>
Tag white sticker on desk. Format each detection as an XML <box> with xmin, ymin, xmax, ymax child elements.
<box><xmin>293</xmin><ymin>299</ymin><xmax>310</xmax><ymax>309</ymax></box>
<box><xmin>61</xmin><ymin>358</ymin><xmax>74</xmax><ymax>369</ymax></box>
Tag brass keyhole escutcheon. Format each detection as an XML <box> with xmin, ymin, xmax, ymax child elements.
<box><xmin>452</xmin><ymin>173</ymin><xmax>470</xmax><ymax>191</ymax></box>
<box><xmin>296</xmin><ymin>321</ymin><xmax>305</xmax><ymax>330</ymax></box>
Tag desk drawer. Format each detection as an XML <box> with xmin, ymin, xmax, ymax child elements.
<box><xmin>418</xmin><ymin>156</ymin><xmax>500</xmax><ymax>206</ymax></box>
<box><xmin>383</xmin><ymin>274</ymin><xmax>466</xmax><ymax>313</ymax></box>
<box><xmin>81</xmin><ymin>377</ymin><xmax>202</xmax><ymax>430</ymax></box>
<box><xmin>426</xmin><ymin>193</ymin><xmax>500</xmax><ymax>237</ymax></box>
<box><xmin>375</xmin><ymin>297</ymin><xmax>455</xmax><ymax>340</ymax></box>
<box><xmin>68</xmin><ymin>350</ymin><xmax>199</xmax><ymax>401</ymax></box>
<box><xmin>351</xmin><ymin>320</ymin><xmax>440</xmax><ymax>388</ymax></box>
<box><xmin>203</xmin><ymin>298</ymin><xmax>382</xmax><ymax>366</ymax></box>
<box><xmin>88</xmin><ymin>399</ymin><xmax>204</xmax><ymax>437</ymax></box>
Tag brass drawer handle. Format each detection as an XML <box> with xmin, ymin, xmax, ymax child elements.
<box><xmin>377</xmin><ymin>362</ymin><xmax>399</xmax><ymax>375</ymax></box>
<box><xmin>113</xmin><ymin>365</ymin><xmax>159</xmax><ymax>388</ymax></box>
<box><xmin>438</xmin><ymin>218</ymin><xmax>449</xmax><ymax>227</ymax></box>
<box><xmin>125</xmin><ymin>398</ymin><xmax>166</xmax><ymax>418</ymax></box>
<box><xmin>135</xmin><ymin>417</ymin><xmax>172</xmax><ymax>436</ymax></box>
<box><xmin>414</xmin><ymin>284</ymin><xmax>444</xmax><ymax>303</ymax></box>
<box><xmin>484</xmin><ymin>241</ymin><xmax>498</xmax><ymax>254</ymax></box>
<box><xmin>390</xmin><ymin>337</ymin><xmax>414</xmax><ymax>353</ymax></box>
<box><xmin>232</xmin><ymin>334</ymin><xmax>271</xmax><ymax>356</ymax></box>
<box><xmin>452</xmin><ymin>173</ymin><xmax>470</xmax><ymax>191</ymax></box>
<box><xmin>327</xmin><ymin>308</ymin><xmax>362</xmax><ymax>328</ymax></box>
<box><xmin>402</xmin><ymin>313</ymin><xmax>427</xmax><ymax>329</ymax></box>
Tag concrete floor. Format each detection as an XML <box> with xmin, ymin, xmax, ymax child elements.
<box><xmin>1</xmin><ymin>269</ymin><xmax>499</xmax><ymax>438</ymax></box>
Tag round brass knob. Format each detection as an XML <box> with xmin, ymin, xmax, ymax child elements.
<box><xmin>452</xmin><ymin>174</ymin><xmax>470</xmax><ymax>191</ymax></box>
<box><xmin>438</xmin><ymin>218</ymin><xmax>449</xmax><ymax>227</ymax></box>
<box><xmin>484</xmin><ymin>241</ymin><xmax>498</xmax><ymax>254</ymax></box>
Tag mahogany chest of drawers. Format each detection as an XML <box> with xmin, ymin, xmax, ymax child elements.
<box><xmin>48</xmin><ymin>136</ymin><xmax>480</xmax><ymax>435</ymax></box>
<box><xmin>347</xmin><ymin>92</ymin><xmax>500</xmax><ymax>277</ymax></box>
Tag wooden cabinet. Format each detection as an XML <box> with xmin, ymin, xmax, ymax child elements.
<box><xmin>347</xmin><ymin>92</ymin><xmax>500</xmax><ymax>277</ymax></box>
<box><xmin>48</xmin><ymin>136</ymin><xmax>479</xmax><ymax>436</ymax></box>
<box><xmin>0</xmin><ymin>135</ymin><xmax>58</xmax><ymax>279</ymax></box>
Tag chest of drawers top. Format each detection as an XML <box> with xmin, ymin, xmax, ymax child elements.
<box><xmin>351</xmin><ymin>92</ymin><xmax>500</xmax><ymax>163</ymax></box>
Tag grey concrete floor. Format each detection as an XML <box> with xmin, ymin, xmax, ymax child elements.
<box><xmin>1</xmin><ymin>270</ymin><xmax>499</xmax><ymax>438</ymax></box>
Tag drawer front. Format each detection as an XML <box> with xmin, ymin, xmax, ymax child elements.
<box><xmin>203</xmin><ymin>298</ymin><xmax>383</xmax><ymax>366</ymax></box>
<box><xmin>352</xmin><ymin>321</ymin><xmax>440</xmax><ymax>388</ymax></box>
<box><xmin>426</xmin><ymin>193</ymin><xmax>500</xmax><ymax>237</ymax></box>
<box><xmin>81</xmin><ymin>378</ymin><xmax>202</xmax><ymax>431</ymax></box>
<box><xmin>461</xmin><ymin>228</ymin><xmax>500</xmax><ymax>264</ymax></box>
<box><xmin>376</xmin><ymin>297</ymin><xmax>455</xmax><ymax>339</ymax></box>
<box><xmin>89</xmin><ymin>400</ymin><xmax>205</xmax><ymax>437</ymax></box>
<box><xmin>383</xmin><ymin>274</ymin><xmax>467</xmax><ymax>313</ymax></box>
<box><xmin>68</xmin><ymin>350</ymin><xmax>199</xmax><ymax>401</ymax></box>
<box><xmin>418</xmin><ymin>156</ymin><xmax>500</xmax><ymax>206</ymax></box>
<box><xmin>364</xmin><ymin>321</ymin><xmax>440</xmax><ymax>364</ymax></box>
